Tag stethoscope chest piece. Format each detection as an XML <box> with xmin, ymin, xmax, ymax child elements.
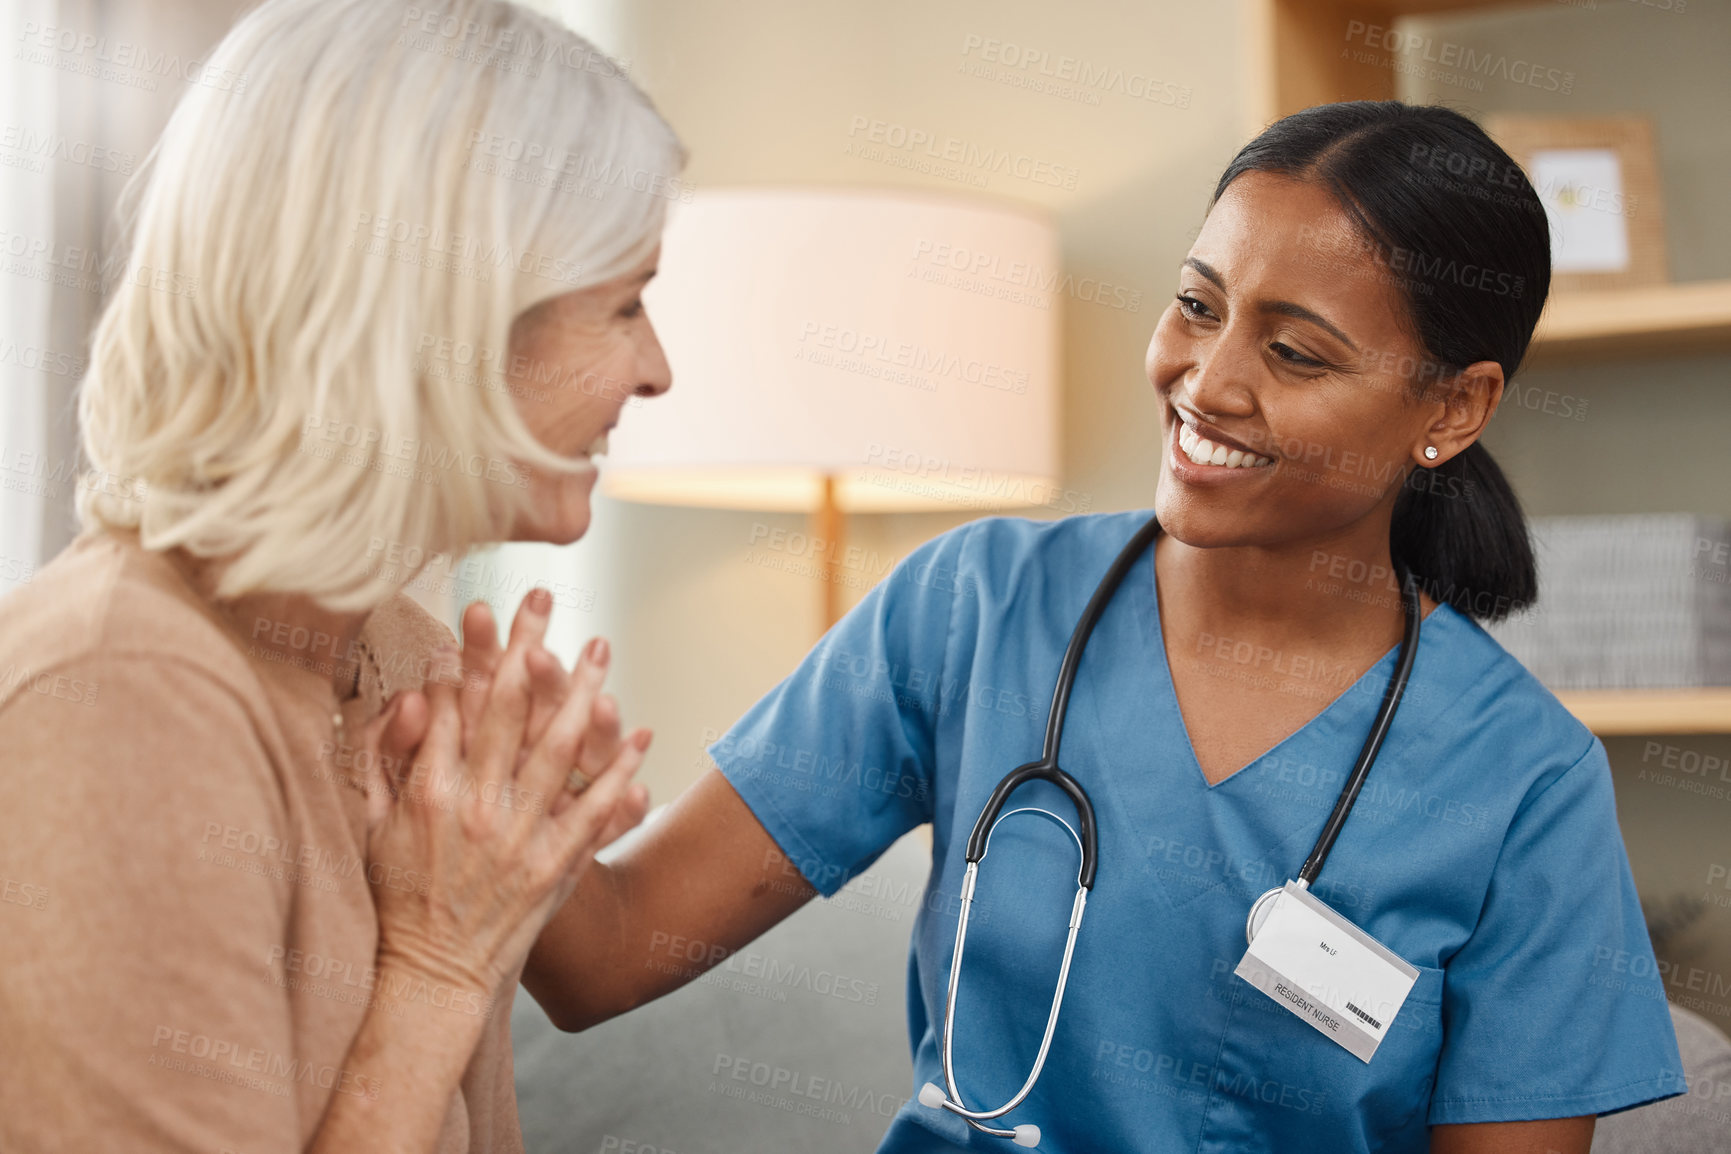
<box><xmin>1246</xmin><ymin>882</ymin><xmax>1296</xmax><ymax>945</ymax></box>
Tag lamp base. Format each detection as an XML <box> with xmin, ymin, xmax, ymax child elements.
<box><xmin>814</xmin><ymin>474</ymin><xmax>844</xmax><ymax>634</ymax></box>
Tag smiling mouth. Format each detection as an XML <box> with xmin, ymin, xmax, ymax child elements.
<box><xmin>576</xmin><ymin>428</ymin><xmax>611</xmax><ymax>459</ymax></box>
<box><xmin>1175</xmin><ymin>416</ymin><xmax>1274</xmax><ymax>469</ymax></box>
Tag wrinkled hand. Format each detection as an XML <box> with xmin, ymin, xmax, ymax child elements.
<box><xmin>452</xmin><ymin>591</ymin><xmax>650</xmax><ymax>835</ymax></box>
<box><xmin>352</xmin><ymin>598</ymin><xmax>649</xmax><ymax>1002</ymax></box>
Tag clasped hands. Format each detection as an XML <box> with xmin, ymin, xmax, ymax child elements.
<box><xmin>350</xmin><ymin>587</ymin><xmax>652</xmax><ymax>1004</ymax></box>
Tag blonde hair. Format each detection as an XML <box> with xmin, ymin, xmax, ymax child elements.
<box><xmin>77</xmin><ymin>0</ymin><xmax>686</xmax><ymax>610</ymax></box>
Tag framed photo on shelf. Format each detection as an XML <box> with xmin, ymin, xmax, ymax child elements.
<box><xmin>1482</xmin><ymin>114</ymin><xmax>1669</xmax><ymax>293</ymax></box>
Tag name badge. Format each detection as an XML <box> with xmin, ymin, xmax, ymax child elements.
<box><xmin>1234</xmin><ymin>881</ymin><xmax>1419</xmax><ymax>1063</ymax></box>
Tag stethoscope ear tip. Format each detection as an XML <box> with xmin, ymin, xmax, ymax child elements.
<box><xmin>920</xmin><ymin>1081</ymin><xmax>1041</xmax><ymax>1147</ymax></box>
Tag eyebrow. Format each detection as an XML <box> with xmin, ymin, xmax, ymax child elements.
<box><xmin>1183</xmin><ymin>257</ymin><xmax>1359</xmax><ymax>353</ymax></box>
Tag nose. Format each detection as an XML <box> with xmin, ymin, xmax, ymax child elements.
<box><xmin>636</xmin><ymin>317</ymin><xmax>673</xmax><ymax>399</ymax></box>
<box><xmin>1182</xmin><ymin>322</ymin><xmax>1256</xmax><ymax>420</ymax></box>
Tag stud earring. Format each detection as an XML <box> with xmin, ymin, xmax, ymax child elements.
<box><xmin>1423</xmin><ymin>445</ymin><xmax>1439</xmax><ymax>461</ymax></box>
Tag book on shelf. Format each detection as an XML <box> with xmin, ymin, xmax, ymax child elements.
<box><xmin>1484</xmin><ymin>514</ymin><xmax>1731</xmax><ymax>691</ymax></box>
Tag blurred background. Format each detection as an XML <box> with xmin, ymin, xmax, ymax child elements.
<box><xmin>3</xmin><ymin>0</ymin><xmax>1728</xmax><ymax>1150</ymax></box>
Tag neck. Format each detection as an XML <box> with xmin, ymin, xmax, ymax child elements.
<box><xmin>169</xmin><ymin>547</ymin><xmax>372</xmax><ymax>701</ymax></box>
<box><xmin>1153</xmin><ymin>516</ymin><xmax>1428</xmax><ymax>657</ymax></box>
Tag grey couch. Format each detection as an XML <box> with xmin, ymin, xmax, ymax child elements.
<box><xmin>1591</xmin><ymin>1002</ymin><xmax>1731</xmax><ymax>1154</ymax></box>
<box><xmin>511</xmin><ymin>825</ymin><xmax>926</xmax><ymax>1154</ymax></box>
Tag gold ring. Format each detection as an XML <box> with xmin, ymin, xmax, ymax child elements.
<box><xmin>564</xmin><ymin>768</ymin><xmax>592</xmax><ymax>793</ymax></box>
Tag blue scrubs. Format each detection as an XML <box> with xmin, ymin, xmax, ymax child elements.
<box><xmin>707</xmin><ymin>510</ymin><xmax>1685</xmax><ymax>1153</ymax></box>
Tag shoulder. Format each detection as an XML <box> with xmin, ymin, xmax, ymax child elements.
<box><xmin>887</xmin><ymin>509</ymin><xmax>1157</xmax><ymax>603</ymax></box>
<box><xmin>1422</xmin><ymin>603</ymin><xmax>1601</xmax><ymax>796</ymax></box>
<box><xmin>0</xmin><ymin>529</ymin><xmax>260</xmax><ymax>718</ymax></box>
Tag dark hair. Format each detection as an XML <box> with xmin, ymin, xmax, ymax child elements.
<box><xmin>1210</xmin><ymin>101</ymin><xmax>1544</xmax><ymax>621</ymax></box>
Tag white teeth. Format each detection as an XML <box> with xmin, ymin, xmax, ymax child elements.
<box><xmin>1175</xmin><ymin>418</ymin><xmax>1273</xmax><ymax>468</ymax></box>
<box><xmin>582</xmin><ymin>429</ymin><xmax>610</xmax><ymax>458</ymax></box>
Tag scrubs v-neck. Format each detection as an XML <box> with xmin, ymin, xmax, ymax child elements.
<box><xmin>708</xmin><ymin>509</ymin><xmax>1684</xmax><ymax>1153</ymax></box>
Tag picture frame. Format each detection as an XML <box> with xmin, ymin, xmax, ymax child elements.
<box><xmin>1482</xmin><ymin>113</ymin><xmax>1669</xmax><ymax>293</ymax></box>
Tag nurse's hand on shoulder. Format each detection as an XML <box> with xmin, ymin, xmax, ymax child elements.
<box><xmin>1430</xmin><ymin>1116</ymin><xmax>1594</xmax><ymax>1154</ymax></box>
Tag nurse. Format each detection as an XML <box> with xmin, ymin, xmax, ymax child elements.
<box><xmin>518</xmin><ymin>100</ymin><xmax>1686</xmax><ymax>1152</ymax></box>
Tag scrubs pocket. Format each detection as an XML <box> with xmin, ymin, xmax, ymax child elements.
<box><xmin>1195</xmin><ymin>963</ymin><xmax>1446</xmax><ymax>1154</ymax></box>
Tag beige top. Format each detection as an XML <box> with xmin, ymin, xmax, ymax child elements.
<box><xmin>0</xmin><ymin>527</ymin><xmax>524</xmax><ymax>1154</ymax></box>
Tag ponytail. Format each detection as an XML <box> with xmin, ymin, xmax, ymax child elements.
<box><xmin>1391</xmin><ymin>443</ymin><xmax>1536</xmax><ymax>622</ymax></box>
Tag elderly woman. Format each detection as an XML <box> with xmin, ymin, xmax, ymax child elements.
<box><xmin>0</xmin><ymin>0</ymin><xmax>672</xmax><ymax>1150</ymax></box>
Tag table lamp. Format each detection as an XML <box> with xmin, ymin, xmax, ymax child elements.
<box><xmin>605</xmin><ymin>186</ymin><xmax>1063</xmax><ymax>631</ymax></box>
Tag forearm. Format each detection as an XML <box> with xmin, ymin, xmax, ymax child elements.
<box><xmin>521</xmin><ymin>857</ymin><xmax>642</xmax><ymax>1030</ymax></box>
<box><xmin>521</xmin><ymin>767</ymin><xmax>817</xmax><ymax>1032</ymax></box>
<box><xmin>305</xmin><ymin>964</ymin><xmax>492</xmax><ymax>1154</ymax></box>
<box><xmin>1429</xmin><ymin>1116</ymin><xmax>1595</xmax><ymax>1154</ymax></box>
<box><xmin>522</xmin><ymin>834</ymin><xmax>783</xmax><ymax>1032</ymax></box>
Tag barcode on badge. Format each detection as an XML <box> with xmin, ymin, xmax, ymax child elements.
<box><xmin>1345</xmin><ymin>1002</ymin><xmax>1382</xmax><ymax>1030</ymax></box>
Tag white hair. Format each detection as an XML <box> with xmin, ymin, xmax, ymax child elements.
<box><xmin>77</xmin><ymin>0</ymin><xmax>686</xmax><ymax>610</ymax></box>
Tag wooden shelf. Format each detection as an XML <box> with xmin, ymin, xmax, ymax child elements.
<box><xmin>1555</xmin><ymin>689</ymin><xmax>1731</xmax><ymax>735</ymax></box>
<box><xmin>1241</xmin><ymin>0</ymin><xmax>1556</xmax><ymax>139</ymax></box>
<box><xmin>1525</xmin><ymin>280</ymin><xmax>1731</xmax><ymax>366</ymax></box>
<box><xmin>1339</xmin><ymin>0</ymin><xmax>1549</xmax><ymax>13</ymax></box>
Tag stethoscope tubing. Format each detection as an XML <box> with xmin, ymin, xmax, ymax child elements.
<box><xmin>1245</xmin><ymin>562</ymin><xmax>1421</xmax><ymax>944</ymax></box>
<box><xmin>1038</xmin><ymin>513</ymin><xmax>1169</xmax><ymax>771</ymax></box>
<box><xmin>1296</xmin><ymin>564</ymin><xmax>1422</xmax><ymax>886</ymax></box>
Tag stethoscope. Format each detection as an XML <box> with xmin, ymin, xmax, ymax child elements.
<box><xmin>918</xmin><ymin>513</ymin><xmax>1421</xmax><ymax>1147</ymax></box>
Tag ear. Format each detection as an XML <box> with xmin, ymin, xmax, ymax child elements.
<box><xmin>1417</xmin><ymin>360</ymin><xmax>1503</xmax><ymax>467</ymax></box>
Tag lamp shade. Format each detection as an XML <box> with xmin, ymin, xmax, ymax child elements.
<box><xmin>603</xmin><ymin>187</ymin><xmax>1062</xmax><ymax>513</ymax></box>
